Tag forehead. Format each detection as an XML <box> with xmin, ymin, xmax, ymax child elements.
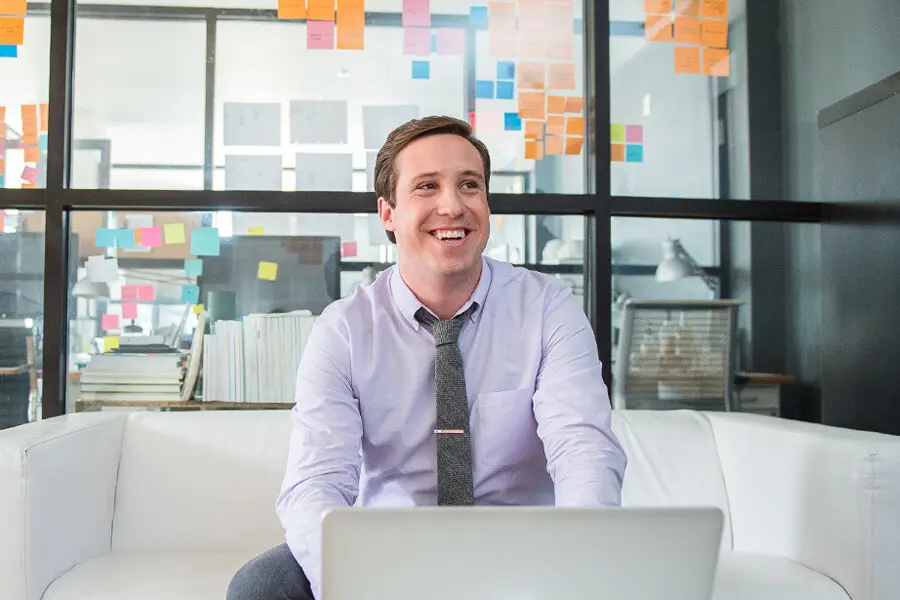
<box><xmin>394</xmin><ymin>133</ymin><xmax>484</xmax><ymax>179</ymax></box>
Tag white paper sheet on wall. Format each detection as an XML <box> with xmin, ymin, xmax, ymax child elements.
<box><xmin>225</xmin><ymin>155</ymin><xmax>283</xmax><ymax>191</ymax></box>
<box><xmin>86</xmin><ymin>256</ymin><xmax>119</xmax><ymax>283</ymax></box>
<box><xmin>295</xmin><ymin>153</ymin><xmax>353</xmax><ymax>191</ymax></box>
<box><xmin>290</xmin><ymin>100</ymin><xmax>349</xmax><ymax>144</ymax></box>
<box><xmin>123</xmin><ymin>214</ymin><xmax>153</xmax><ymax>254</ymax></box>
<box><xmin>223</xmin><ymin>102</ymin><xmax>281</xmax><ymax>146</ymax></box>
<box><xmin>366</xmin><ymin>151</ymin><xmax>378</xmax><ymax>192</ymax></box>
<box><xmin>362</xmin><ymin>105</ymin><xmax>419</xmax><ymax>150</ymax></box>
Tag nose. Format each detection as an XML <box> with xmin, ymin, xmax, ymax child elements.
<box><xmin>435</xmin><ymin>187</ymin><xmax>466</xmax><ymax>218</ymax></box>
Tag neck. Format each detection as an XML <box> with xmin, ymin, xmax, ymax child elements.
<box><xmin>399</xmin><ymin>259</ymin><xmax>483</xmax><ymax>320</ymax></box>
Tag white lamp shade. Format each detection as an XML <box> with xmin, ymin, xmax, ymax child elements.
<box><xmin>72</xmin><ymin>277</ymin><xmax>110</xmax><ymax>298</ymax></box>
<box><xmin>655</xmin><ymin>237</ymin><xmax>693</xmax><ymax>282</ymax></box>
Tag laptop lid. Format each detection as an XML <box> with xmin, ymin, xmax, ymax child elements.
<box><xmin>321</xmin><ymin>506</ymin><xmax>724</xmax><ymax>600</ymax></box>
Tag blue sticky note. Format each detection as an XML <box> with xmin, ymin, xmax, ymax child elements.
<box><xmin>574</xmin><ymin>19</ymin><xmax>584</xmax><ymax>35</ymax></box>
<box><xmin>412</xmin><ymin>60</ymin><xmax>430</xmax><ymax>79</ymax></box>
<box><xmin>470</xmin><ymin>6</ymin><xmax>488</xmax><ymax>29</ymax></box>
<box><xmin>610</xmin><ymin>20</ymin><xmax>645</xmax><ymax>37</ymax></box>
<box><xmin>0</xmin><ymin>45</ymin><xmax>17</xmax><ymax>58</ymax></box>
<box><xmin>95</xmin><ymin>228</ymin><xmax>116</xmax><ymax>248</ymax></box>
<box><xmin>475</xmin><ymin>80</ymin><xmax>494</xmax><ymax>99</ymax></box>
<box><xmin>626</xmin><ymin>144</ymin><xmax>644</xmax><ymax>163</ymax></box>
<box><xmin>430</xmin><ymin>33</ymin><xmax>437</xmax><ymax>53</ymax></box>
<box><xmin>497</xmin><ymin>61</ymin><xmax>515</xmax><ymax>80</ymax></box>
<box><xmin>181</xmin><ymin>285</ymin><xmax>200</xmax><ymax>304</ymax></box>
<box><xmin>496</xmin><ymin>81</ymin><xmax>515</xmax><ymax>100</ymax></box>
<box><xmin>504</xmin><ymin>112</ymin><xmax>522</xmax><ymax>131</ymax></box>
<box><xmin>191</xmin><ymin>227</ymin><xmax>221</xmax><ymax>256</ymax></box>
<box><xmin>0</xmin><ymin>175</ymin><xmax>4</xmax><ymax>188</ymax></box>
<box><xmin>184</xmin><ymin>259</ymin><xmax>204</xmax><ymax>277</ymax></box>
<box><xmin>39</xmin><ymin>134</ymin><xmax>48</xmax><ymax>150</ymax></box>
<box><xmin>115</xmin><ymin>229</ymin><xmax>136</xmax><ymax>249</ymax></box>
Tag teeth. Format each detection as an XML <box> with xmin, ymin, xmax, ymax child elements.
<box><xmin>436</xmin><ymin>230</ymin><xmax>466</xmax><ymax>240</ymax></box>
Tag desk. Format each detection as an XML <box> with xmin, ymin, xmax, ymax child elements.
<box><xmin>75</xmin><ymin>400</ymin><xmax>294</xmax><ymax>412</ymax></box>
<box><xmin>734</xmin><ymin>372</ymin><xmax>795</xmax><ymax>416</ymax></box>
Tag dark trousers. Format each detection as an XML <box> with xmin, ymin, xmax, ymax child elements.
<box><xmin>227</xmin><ymin>543</ymin><xmax>315</xmax><ymax>600</ymax></box>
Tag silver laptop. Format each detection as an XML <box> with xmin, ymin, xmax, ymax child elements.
<box><xmin>321</xmin><ymin>506</ymin><xmax>724</xmax><ymax>600</ymax></box>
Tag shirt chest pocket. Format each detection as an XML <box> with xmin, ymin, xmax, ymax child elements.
<box><xmin>473</xmin><ymin>387</ymin><xmax>538</xmax><ymax>467</ymax></box>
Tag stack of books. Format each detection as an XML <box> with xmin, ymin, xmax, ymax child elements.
<box><xmin>80</xmin><ymin>336</ymin><xmax>187</xmax><ymax>403</ymax></box>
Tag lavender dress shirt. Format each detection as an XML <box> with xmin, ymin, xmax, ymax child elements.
<box><xmin>276</xmin><ymin>257</ymin><xmax>627</xmax><ymax>598</ymax></box>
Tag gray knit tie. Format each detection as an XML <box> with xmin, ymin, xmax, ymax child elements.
<box><xmin>416</xmin><ymin>306</ymin><xmax>476</xmax><ymax>506</ymax></box>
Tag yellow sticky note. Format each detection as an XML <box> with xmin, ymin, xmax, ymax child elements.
<box><xmin>248</xmin><ymin>225</ymin><xmax>265</xmax><ymax>235</ymax></box>
<box><xmin>258</xmin><ymin>261</ymin><xmax>279</xmax><ymax>281</ymax></box>
<box><xmin>277</xmin><ymin>0</ymin><xmax>305</xmax><ymax>19</ymax></box>
<box><xmin>0</xmin><ymin>16</ymin><xmax>24</xmax><ymax>45</ymax></box>
<box><xmin>0</xmin><ymin>0</ymin><xmax>26</xmax><ymax>15</ymax></box>
<box><xmin>104</xmin><ymin>336</ymin><xmax>120</xmax><ymax>351</ymax></box>
<box><xmin>164</xmin><ymin>223</ymin><xmax>186</xmax><ymax>244</ymax></box>
<box><xmin>193</xmin><ymin>304</ymin><xmax>204</xmax><ymax>315</ymax></box>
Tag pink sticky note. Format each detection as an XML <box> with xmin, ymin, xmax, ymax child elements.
<box><xmin>307</xmin><ymin>20</ymin><xmax>335</xmax><ymax>49</ymax></box>
<box><xmin>435</xmin><ymin>28</ymin><xmax>464</xmax><ymax>55</ymax></box>
<box><xmin>403</xmin><ymin>27</ymin><xmax>431</xmax><ymax>56</ymax></box>
<box><xmin>122</xmin><ymin>303</ymin><xmax>138</xmax><ymax>319</ymax></box>
<box><xmin>402</xmin><ymin>0</ymin><xmax>430</xmax><ymax>27</ymax></box>
<box><xmin>121</xmin><ymin>285</ymin><xmax>139</xmax><ymax>301</ymax></box>
<box><xmin>626</xmin><ymin>125</ymin><xmax>643</xmax><ymax>143</ymax></box>
<box><xmin>137</xmin><ymin>285</ymin><xmax>155</xmax><ymax>302</ymax></box>
<box><xmin>341</xmin><ymin>241</ymin><xmax>358</xmax><ymax>257</ymax></box>
<box><xmin>101</xmin><ymin>314</ymin><xmax>120</xmax><ymax>331</ymax></box>
<box><xmin>21</xmin><ymin>165</ymin><xmax>38</xmax><ymax>184</ymax></box>
<box><xmin>140</xmin><ymin>227</ymin><xmax>162</xmax><ymax>247</ymax></box>
<box><xmin>476</xmin><ymin>111</ymin><xmax>501</xmax><ymax>134</ymax></box>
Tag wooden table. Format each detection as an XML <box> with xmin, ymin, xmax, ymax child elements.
<box><xmin>75</xmin><ymin>400</ymin><xmax>294</xmax><ymax>412</ymax></box>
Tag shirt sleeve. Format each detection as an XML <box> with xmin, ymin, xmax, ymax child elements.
<box><xmin>275</xmin><ymin>311</ymin><xmax>362</xmax><ymax>600</ymax></box>
<box><xmin>532</xmin><ymin>285</ymin><xmax>628</xmax><ymax>507</ymax></box>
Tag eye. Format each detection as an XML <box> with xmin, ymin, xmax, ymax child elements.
<box><xmin>417</xmin><ymin>182</ymin><xmax>437</xmax><ymax>190</ymax></box>
<box><xmin>461</xmin><ymin>180</ymin><xmax>479</xmax><ymax>189</ymax></box>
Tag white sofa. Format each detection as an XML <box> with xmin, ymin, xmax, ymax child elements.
<box><xmin>1</xmin><ymin>409</ymin><xmax>898</xmax><ymax>600</ymax></box>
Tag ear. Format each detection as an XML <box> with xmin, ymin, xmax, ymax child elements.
<box><xmin>377</xmin><ymin>197</ymin><xmax>396</xmax><ymax>235</ymax></box>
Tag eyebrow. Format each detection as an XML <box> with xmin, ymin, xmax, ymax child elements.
<box><xmin>408</xmin><ymin>170</ymin><xmax>485</xmax><ymax>186</ymax></box>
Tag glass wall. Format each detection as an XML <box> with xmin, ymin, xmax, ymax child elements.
<box><xmin>0</xmin><ymin>209</ymin><xmax>44</xmax><ymax>429</ymax></box>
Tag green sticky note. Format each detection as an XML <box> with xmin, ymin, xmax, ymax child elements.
<box><xmin>184</xmin><ymin>258</ymin><xmax>203</xmax><ymax>277</ymax></box>
<box><xmin>610</xmin><ymin>124</ymin><xmax>626</xmax><ymax>143</ymax></box>
<box><xmin>190</xmin><ymin>227</ymin><xmax>220</xmax><ymax>257</ymax></box>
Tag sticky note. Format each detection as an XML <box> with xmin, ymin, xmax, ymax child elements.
<box><xmin>140</xmin><ymin>227</ymin><xmax>162</xmax><ymax>247</ymax></box>
<box><xmin>24</xmin><ymin>146</ymin><xmax>40</xmax><ymax>163</ymax></box>
<box><xmin>412</xmin><ymin>60</ymin><xmax>430</xmax><ymax>79</ymax></box>
<box><xmin>565</xmin><ymin>97</ymin><xmax>584</xmax><ymax>114</ymax></box>
<box><xmin>701</xmin><ymin>20</ymin><xmax>728</xmax><ymax>47</ymax></box>
<box><xmin>403</xmin><ymin>0</ymin><xmax>430</xmax><ymax>27</ymax></box>
<box><xmin>0</xmin><ymin>44</ymin><xmax>16</xmax><ymax>57</ymax></box>
<box><xmin>308</xmin><ymin>19</ymin><xmax>335</xmax><ymax>49</ymax></box>
<box><xmin>403</xmin><ymin>27</ymin><xmax>431</xmax><ymax>55</ymax></box>
<box><xmin>545</xmin><ymin>136</ymin><xmax>564</xmax><ymax>156</ymax></box>
<box><xmin>518</xmin><ymin>38</ymin><xmax>546</xmax><ymax>60</ymax></box>
<box><xmin>122</xmin><ymin>303</ymin><xmax>138</xmax><ymax>319</ymax></box>
<box><xmin>675</xmin><ymin>46</ymin><xmax>701</xmax><ymax>74</ymax></box>
<box><xmin>645</xmin><ymin>0</ymin><xmax>671</xmax><ymax>14</ymax></box>
<box><xmin>164</xmin><ymin>223</ymin><xmax>186</xmax><ymax>244</ymax></box>
<box><xmin>337</xmin><ymin>0</ymin><xmax>365</xmax><ymax>50</ymax></box>
<box><xmin>95</xmin><ymin>228</ymin><xmax>116</xmax><ymax>248</ymax></box>
<box><xmin>0</xmin><ymin>17</ymin><xmax>24</xmax><ymax>46</ymax></box>
<box><xmin>341</xmin><ymin>241</ymin><xmax>358</xmax><ymax>257</ymax></box>
<box><xmin>193</xmin><ymin>304</ymin><xmax>204</xmax><ymax>315</ymax></box>
<box><xmin>0</xmin><ymin>175</ymin><xmax>4</xmax><ymax>189</ymax></box>
<box><xmin>518</xmin><ymin>91</ymin><xmax>545</xmax><ymax>120</ymax></box>
<box><xmin>565</xmin><ymin>136</ymin><xmax>584</xmax><ymax>156</ymax></box>
<box><xmin>524</xmin><ymin>120</ymin><xmax>543</xmax><ymax>139</ymax></box>
<box><xmin>626</xmin><ymin>144</ymin><xmax>644</xmax><ymax>162</ymax></box>
<box><xmin>115</xmin><ymin>229</ymin><xmax>136</xmax><ymax>249</ymax></box>
<box><xmin>40</xmin><ymin>103</ymin><xmax>48</xmax><ymax>132</ymax></box>
<box><xmin>496</xmin><ymin>81</ymin><xmax>514</xmax><ymax>99</ymax></box>
<box><xmin>0</xmin><ymin>213</ymin><xmax>4</xmax><ymax>231</ymax></box>
<box><xmin>645</xmin><ymin>15</ymin><xmax>672</xmax><ymax>42</ymax></box>
<box><xmin>121</xmin><ymin>285</ymin><xmax>139</xmax><ymax>301</ymax></box>
<box><xmin>675</xmin><ymin>0</ymin><xmax>700</xmax><ymax>16</ymax></box>
<box><xmin>546</xmin><ymin>115</ymin><xmax>565</xmax><ymax>135</ymax></box>
<box><xmin>476</xmin><ymin>80</ymin><xmax>494</xmax><ymax>99</ymax></box>
<box><xmin>181</xmin><ymin>285</ymin><xmax>200</xmax><ymax>304</ymax></box>
<box><xmin>517</xmin><ymin>1</ymin><xmax>548</xmax><ymax>34</ymax></box>
<box><xmin>503</xmin><ymin>112</ymin><xmax>522</xmax><ymax>131</ymax></box>
<box><xmin>137</xmin><ymin>285</ymin><xmax>155</xmax><ymax>301</ymax></box>
<box><xmin>702</xmin><ymin>0</ymin><xmax>728</xmax><ymax>19</ymax></box>
<box><xmin>190</xmin><ymin>227</ymin><xmax>220</xmax><ymax>256</ymax></box>
<box><xmin>548</xmin><ymin>63</ymin><xmax>576</xmax><ymax>90</ymax></box>
<box><xmin>184</xmin><ymin>258</ymin><xmax>204</xmax><ymax>277</ymax></box>
<box><xmin>21</xmin><ymin>165</ymin><xmax>38</xmax><ymax>184</ymax></box>
<box><xmin>525</xmin><ymin>140</ymin><xmax>543</xmax><ymax>161</ymax></box>
<box><xmin>257</xmin><ymin>261</ymin><xmax>279</xmax><ymax>281</ymax></box>
<box><xmin>704</xmin><ymin>48</ymin><xmax>730</xmax><ymax>76</ymax></box>
<box><xmin>674</xmin><ymin>17</ymin><xmax>701</xmax><ymax>44</ymax></box>
<box><xmin>248</xmin><ymin>225</ymin><xmax>265</xmax><ymax>235</ymax></box>
<box><xmin>277</xmin><ymin>0</ymin><xmax>305</xmax><ymax>19</ymax></box>
<box><xmin>626</xmin><ymin>125</ymin><xmax>644</xmax><ymax>143</ymax></box>
<box><xmin>547</xmin><ymin>96</ymin><xmax>566</xmax><ymax>115</ymax></box>
<box><xmin>517</xmin><ymin>62</ymin><xmax>545</xmax><ymax>90</ymax></box>
<box><xmin>566</xmin><ymin>116</ymin><xmax>585</xmax><ymax>136</ymax></box>
<box><xmin>497</xmin><ymin>61</ymin><xmax>515</xmax><ymax>80</ymax></box>
<box><xmin>470</xmin><ymin>6</ymin><xmax>488</xmax><ymax>29</ymax></box>
<box><xmin>39</xmin><ymin>134</ymin><xmax>48</xmax><ymax>150</ymax></box>
<box><xmin>0</xmin><ymin>1</ymin><xmax>27</xmax><ymax>16</ymax></box>
<box><xmin>307</xmin><ymin>0</ymin><xmax>335</xmax><ymax>20</ymax></box>
<box><xmin>104</xmin><ymin>336</ymin><xmax>120</xmax><ymax>351</ymax></box>
<box><xmin>435</xmin><ymin>28</ymin><xmax>464</xmax><ymax>55</ymax></box>
<box><xmin>101</xmin><ymin>314</ymin><xmax>120</xmax><ymax>331</ymax></box>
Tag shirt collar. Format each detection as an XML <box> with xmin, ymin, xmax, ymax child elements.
<box><xmin>390</xmin><ymin>257</ymin><xmax>492</xmax><ymax>331</ymax></box>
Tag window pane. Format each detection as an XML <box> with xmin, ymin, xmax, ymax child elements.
<box><xmin>66</xmin><ymin>211</ymin><xmax>584</xmax><ymax>411</ymax></box>
<box><xmin>0</xmin><ymin>210</ymin><xmax>44</xmax><ymax>428</ymax></box>
<box><xmin>611</xmin><ymin>217</ymin><xmax>822</xmax><ymax>422</ymax></box>
<box><xmin>0</xmin><ymin>8</ymin><xmax>50</xmax><ymax>190</ymax></box>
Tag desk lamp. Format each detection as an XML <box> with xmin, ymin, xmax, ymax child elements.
<box><xmin>656</xmin><ymin>236</ymin><xmax>718</xmax><ymax>298</ymax></box>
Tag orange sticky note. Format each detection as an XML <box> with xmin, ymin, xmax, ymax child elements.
<box><xmin>645</xmin><ymin>15</ymin><xmax>672</xmax><ymax>42</ymax></box>
<box><xmin>24</xmin><ymin>146</ymin><xmax>40</xmax><ymax>163</ymax></box>
<box><xmin>565</xmin><ymin>96</ymin><xmax>584</xmax><ymax>114</ymax></box>
<box><xmin>701</xmin><ymin>19</ymin><xmax>728</xmax><ymax>47</ymax></box>
<box><xmin>0</xmin><ymin>106</ymin><xmax>5</xmax><ymax>121</ymax></box>
<box><xmin>674</xmin><ymin>17</ymin><xmax>701</xmax><ymax>44</ymax></box>
<box><xmin>545</xmin><ymin>136</ymin><xmax>563</xmax><ymax>156</ymax></box>
<box><xmin>0</xmin><ymin>16</ymin><xmax>24</xmax><ymax>45</ymax></box>
<box><xmin>488</xmin><ymin>2</ymin><xmax>517</xmax><ymax>33</ymax></box>
<box><xmin>565</xmin><ymin>136</ymin><xmax>584</xmax><ymax>156</ymax></box>
<box><xmin>0</xmin><ymin>213</ymin><xmax>4</xmax><ymax>231</ymax></box>
<box><xmin>547</xmin><ymin>37</ymin><xmax>573</xmax><ymax>61</ymax></box>
<box><xmin>546</xmin><ymin>115</ymin><xmax>565</xmax><ymax>135</ymax></box>
<box><xmin>39</xmin><ymin>103</ymin><xmax>49</xmax><ymax>133</ymax></box>
<box><xmin>21</xmin><ymin>104</ymin><xmax>37</xmax><ymax>136</ymax></box>
<box><xmin>702</xmin><ymin>0</ymin><xmax>728</xmax><ymax>19</ymax></box>
<box><xmin>337</xmin><ymin>0</ymin><xmax>365</xmax><ymax>50</ymax></box>
<box><xmin>518</xmin><ymin>91</ymin><xmax>546</xmax><ymax>120</ymax></box>
<box><xmin>0</xmin><ymin>0</ymin><xmax>27</xmax><ymax>15</ymax></box>
<box><xmin>525</xmin><ymin>140</ymin><xmax>544</xmax><ymax>161</ymax></box>
<box><xmin>703</xmin><ymin>48</ymin><xmax>730</xmax><ymax>76</ymax></box>
<box><xmin>518</xmin><ymin>2</ymin><xmax>549</xmax><ymax>34</ymax></box>
<box><xmin>674</xmin><ymin>0</ymin><xmax>700</xmax><ymax>16</ymax></box>
<box><xmin>644</xmin><ymin>0</ymin><xmax>670</xmax><ymax>14</ymax></box>
<box><xmin>548</xmin><ymin>62</ymin><xmax>576</xmax><ymax>90</ymax></box>
<box><xmin>518</xmin><ymin>36</ymin><xmax>546</xmax><ymax>59</ymax></box>
<box><xmin>611</xmin><ymin>144</ymin><xmax>625</xmax><ymax>162</ymax></box>
<box><xmin>490</xmin><ymin>34</ymin><xmax>517</xmax><ymax>58</ymax></box>
<box><xmin>307</xmin><ymin>0</ymin><xmax>335</xmax><ymax>21</ymax></box>
<box><xmin>674</xmin><ymin>46</ymin><xmax>701</xmax><ymax>74</ymax></box>
<box><xmin>566</xmin><ymin>116</ymin><xmax>585</xmax><ymax>136</ymax></box>
<box><xmin>518</xmin><ymin>62</ymin><xmax>546</xmax><ymax>90</ymax></box>
<box><xmin>524</xmin><ymin>120</ymin><xmax>544</xmax><ymax>139</ymax></box>
<box><xmin>278</xmin><ymin>0</ymin><xmax>306</xmax><ymax>19</ymax></box>
<box><xmin>547</xmin><ymin>95</ymin><xmax>566</xmax><ymax>115</ymax></box>
<box><xmin>22</xmin><ymin>132</ymin><xmax>38</xmax><ymax>146</ymax></box>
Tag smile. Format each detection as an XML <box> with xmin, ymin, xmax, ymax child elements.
<box><xmin>431</xmin><ymin>229</ymin><xmax>470</xmax><ymax>241</ymax></box>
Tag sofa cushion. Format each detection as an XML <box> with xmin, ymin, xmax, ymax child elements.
<box><xmin>714</xmin><ymin>553</ymin><xmax>851</xmax><ymax>600</ymax></box>
<box><xmin>612</xmin><ymin>410</ymin><xmax>733</xmax><ymax>549</ymax></box>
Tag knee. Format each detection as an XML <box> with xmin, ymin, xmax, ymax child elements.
<box><xmin>226</xmin><ymin>544</ymin><xmax>309</xmax><ymax>600</ymax></box>
<box><xmin>226</xmin><ymin>559</ymin><xmax>264</xmax><ymax>600</ymax></box>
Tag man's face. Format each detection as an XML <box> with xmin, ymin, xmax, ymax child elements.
<box><xmin>378</xmin><ymin>134</ymin><xmax>490</xmax><ymax>280</ymax></box>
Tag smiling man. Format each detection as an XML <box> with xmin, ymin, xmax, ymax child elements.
<box><xmin>226</xmin><ymin>116</ymin><xmax>627</xmax><ymax>600</ymax></box>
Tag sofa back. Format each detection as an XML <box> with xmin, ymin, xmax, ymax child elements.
<box><xmin>110</xmin><ymin>408</ymin><xmax>732</xmax><ymax>554</ymax></box>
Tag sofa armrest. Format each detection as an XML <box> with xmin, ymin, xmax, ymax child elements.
<box><xmin>0</xmin><ymin>413</ymin><xmax>129</xmax><ymax>600</ymax></box>
<box><xmin>707</xmin><ymin>412</ymin><xmax>900</xmax><ymax>600</ymax></box>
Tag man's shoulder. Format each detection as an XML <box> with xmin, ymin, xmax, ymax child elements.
<box><xmin>316</xmin><ymin>266</ymin><xmax>395</xmax><ymax>329</ymax></box>
<box><xmin>486</xmin><ymin>257</ymin><xmax>574</xmax><ymax>304</ymax></box>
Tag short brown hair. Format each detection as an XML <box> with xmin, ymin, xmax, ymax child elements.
<box><xmin>374</xmin><ymin>116</ymin><xmax>491</xmax><ymax>243</ymax></box>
